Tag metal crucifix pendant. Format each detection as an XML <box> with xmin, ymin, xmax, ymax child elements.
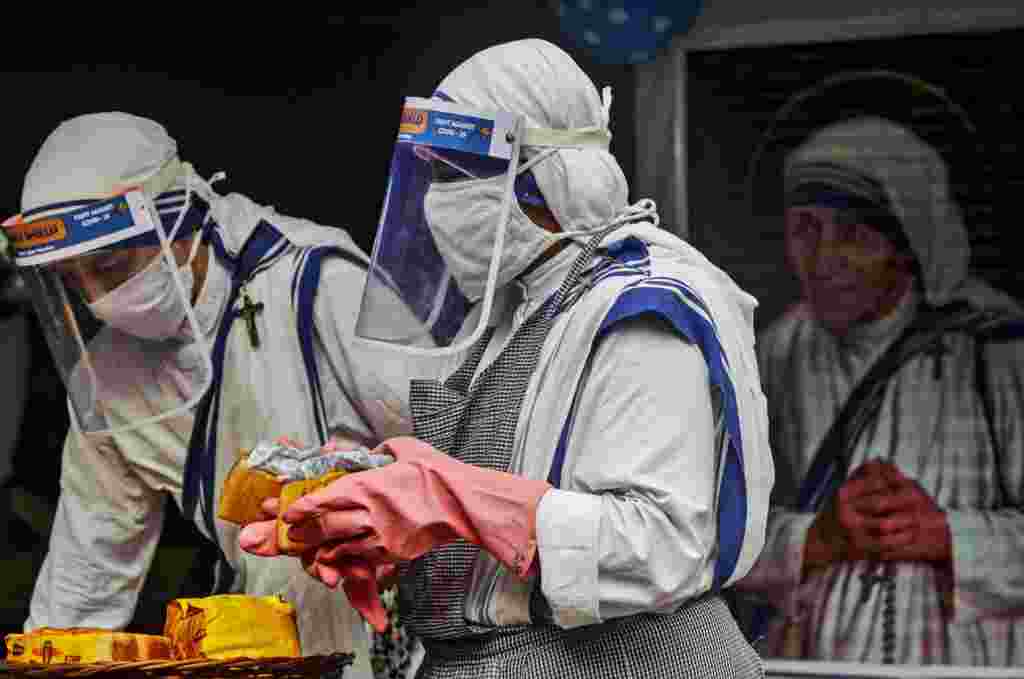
<box><xmin>237</xmin><ymin>286</ymin><xmax>265</xmax><ymax>349</ymax></box>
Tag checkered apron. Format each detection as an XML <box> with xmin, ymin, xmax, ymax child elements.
<box><xmin>416</xmin><ymin>596</ymin><xmax>763</xmax><ymax>679</ymax></box>
<box><xmin>397</xmin><ymin>225</ymin><xmax>764</xmax><ymax>678</ymax></box>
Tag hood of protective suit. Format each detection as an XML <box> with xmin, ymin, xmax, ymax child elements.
<box><xmin>22</xmin><ymin>112</ymin><xmax>186</xmax><ymax>212</ymax></box>
<box><xmin>786</xmin><ymin>116</ymin><xmax>1019</xmax><ymax>312</ymax></box>
<box><xmin>434</xmin><ymin>39</ymin><xmax>629</xmax><ymax>234</ymax></box>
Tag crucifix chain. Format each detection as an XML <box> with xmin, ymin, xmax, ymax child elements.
<box><xmin>236</xmin><ymin>282</ymin><xmax>265</xmax><ymax>349</ymax></box>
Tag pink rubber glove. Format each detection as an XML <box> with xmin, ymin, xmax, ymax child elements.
<box><xmin>238</xmin><ymin>499</ymin><xmax>396</xmax><ymax>632</ymax></box>
<box><xmin>240</xmin><ymin>436</ymin><xmax>550</xmax><ymax>571</ymax></box>
<box><xmin>301</xmin><ymin>555</ymin><xmax>395</xmax><ymax>633</ymax></box>
<box><xmin>290</xmin><ymin>436</ymin><xmax>550</xmax><ymax>573</ymax></box>
<box><xmin>239</xmin><ymin>436</ymin><xmax>551</xmax><ymax>630</ymax></box>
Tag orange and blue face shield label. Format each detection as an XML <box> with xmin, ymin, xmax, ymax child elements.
<box><xmin>2</xmin><ymin>191</ymin><xmax>156</xmax><ymax>266</ymax></box>
<box><xmin>397</xmin><ymin>97</ymin><xmax>517</xmax><ymax>161</ymax></box>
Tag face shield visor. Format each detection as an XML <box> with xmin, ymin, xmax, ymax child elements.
<box><xmin>2</xmin><ymin>187</ymin><xmax>213</xmax><ymax>437</ymax></box>
<box><xmin>356</xmin><ymin>93</ymin><xmax>614</xmax><ymax>361</ymax></box>
<box><xmin>355</xmin><ymin>97</ymin><xmax>525</xmax><ymax>355</ymax></box>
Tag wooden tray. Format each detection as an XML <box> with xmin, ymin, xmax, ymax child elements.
<box><xmin>0</xmin><ymin>653</ymin><xmax>354</xmax><ymax>679</ymax></box>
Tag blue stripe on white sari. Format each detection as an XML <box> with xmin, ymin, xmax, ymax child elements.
<box><xmin>291</xmin><ymin>245</ymin><xmax>370</xmax><ymax>446</ymax></box>
<box><xmin>183</xmin><ymin>220</ymin><xmax>289</xmax><ymax>591</ymax></box>
<box><xmin>599</xmin><ymin>281</ymin><xmax>746</xmax><ymax>590</ymax></box>
<box><xmin>548</xmin><ymin>235</ymin><xmax>746</xmax><ymax>591</ymax></box>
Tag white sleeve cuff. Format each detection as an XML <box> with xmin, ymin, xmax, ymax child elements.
<box><xmin>535</xmin><ymin>488</ymin><xmax>603</xmax><ymax>629</ymax></box>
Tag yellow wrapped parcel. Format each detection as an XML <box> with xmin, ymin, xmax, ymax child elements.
<box><xmin>218</xmin><ymin>448</ymin><xmax>285</xmax><ymax>526</ymax></box>
<box><xmin>4</xmin><ymin>628</ymin><xmax>172</xmax><ymax>664</ymax></box>
<box><xmin>164</xmin><ymin>594</ymin><xmax>300</xmax><ymax>659</ymax></box>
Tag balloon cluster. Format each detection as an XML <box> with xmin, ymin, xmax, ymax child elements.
<box><xmin>553</xmin><ymin>0</ymin><xmax>703</xmax><ymax>65</ymax></box>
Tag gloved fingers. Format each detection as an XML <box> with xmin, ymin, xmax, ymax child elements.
<box><xmin>238</xmin><ymin>519</ymin><xmax>281</xmax><ymax>556</ymax></box>
<box><xmin>281</xmin><ymin>475</ymin><xmax>372</xmax><ymax>521</ymax></box>
<box><xmin>286</xmin><ymin>508</ymin><xmax>375</xmax><ymax>548</ymax></box>
<box><xmin>307</xmin><ymin>557</ymin><xmax>345</xmax><ymax>589</ymax></box>
<box><xmin>338</xmin><ymin>559</ymin><xmax>389</xmax><ymax>634</ymax></box>
<box><xmin>316</xmin><ymin>539</ymin><xmax>390</xmax><ymax>565</ymax></box>
<box><xmin>324</xmin><ymin>523</ymin><xmax>465</xmax><ymax>563</ymax></box>
<box><xmin>300</xmin><ymin>549</ymin><xmax>341</xmax><ymax>588</ymax></box>
<box><xmin>259</xmin><ymin>496</ymin><xmax>281</xmax><ymax>519</ymax></box>
<box><xmin>301</xmin><ymin>551</ymin><xmax>391</xmax><ymax>633</ymax></box>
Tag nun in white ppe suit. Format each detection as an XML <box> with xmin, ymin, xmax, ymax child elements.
<box><xmin>3</xmin><ymin>112</ymin><xmax>421</xmax><ymax>678</ymax></box>
<box><xmin>241</xmin><ymin>39</ymin><xmax>775</xmax><ymax>679</ymax></box>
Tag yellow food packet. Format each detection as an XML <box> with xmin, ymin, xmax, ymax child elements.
<box><xmin>218</xmin><ymin>450</ymin><xmax>285</xmax><ymax>526</ymax></box>
<box><xmin>164</xmin><ymin>594</ymin><xmax>301</xmax><ymax>659</ymax></box>
<box><xmin>4</xmin><ymin>634</ymin><xmax>28</xmax><ymax>663</ymax></box>
<box><xmin>4</xmin><ymin>628</ymin><xmax>172</xmax><ymax>664</ymax></box>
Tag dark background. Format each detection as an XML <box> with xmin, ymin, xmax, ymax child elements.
<box><xmin>0</xmin><ymin>5</ymin><xmax>636</xmax><ymax>639</ymax></box>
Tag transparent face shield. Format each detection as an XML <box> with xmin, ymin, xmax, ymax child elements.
<box><xmin>2</xmin><ymin>188</ymin><xmax>214</xmax><ymax>437</ymax></box>
<box><xmin>355</xmin><ymin>96</ymin><xmax>524</xmax><ymax>356</ymax></box>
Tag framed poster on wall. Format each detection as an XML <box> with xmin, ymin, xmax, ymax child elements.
<box><xmin>635</xmin><ymin>6</ymin><xmax>1024</xmax><ymax>678</ymax></box>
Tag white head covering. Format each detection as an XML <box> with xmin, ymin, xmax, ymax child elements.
<box><xmin>21</xmin><ymin>112</ymin><xmax>189</xmax><ymax>213</ymax></box>
<box><xmin>786</xmin><ymin>116</ymin><xmax>1019</xmax><ymax>312</ymax></box>
<box><xmin>434</xmin><ymin>39</ymin><xmax>630</xmax><ymax>233</ymax></box>
<box><xmin>18</xmin><ymin>111</ymin><xmax>229</xmax><ymax>344</ymax></box>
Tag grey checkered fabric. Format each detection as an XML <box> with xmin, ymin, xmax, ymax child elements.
<box><xmin>399</xmin><ymin>224</ymin><xmax>621</xmax><ymax>641</ymax></box>
<box><xmin>416</xmin><ymin>595</ymin><xmax>763</xmax><ymax>679</ymax></box>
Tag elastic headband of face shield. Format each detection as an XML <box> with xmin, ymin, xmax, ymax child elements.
<box><xmin>431</xmin><ymin>87</ymin><xmax>615</xmax><ymax>154</ymax></box>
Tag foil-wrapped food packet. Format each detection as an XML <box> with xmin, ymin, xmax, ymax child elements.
<box><xmin>247</xmin><ymin>440</ymin><xmax>395</xmax><ymax>481</ymax></box>
<box><xmin>217</xmin><ymin>438</ymin><xmax>395</xmax><ymax>527</ymax></box>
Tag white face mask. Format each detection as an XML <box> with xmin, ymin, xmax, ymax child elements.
<box><xmin>423</xmin><ymin>165</ymin><xmax>562</xmax><ymax>304</ymax></box>
<box><xmin>87</xmin><ymin>235</ymin><xmax>201</xmax><ymax>341</ymax></box>
<box><xmin>86</xmin><ymin>165</ymin><xmax>219</xmax><ymax>341</ymax></box>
